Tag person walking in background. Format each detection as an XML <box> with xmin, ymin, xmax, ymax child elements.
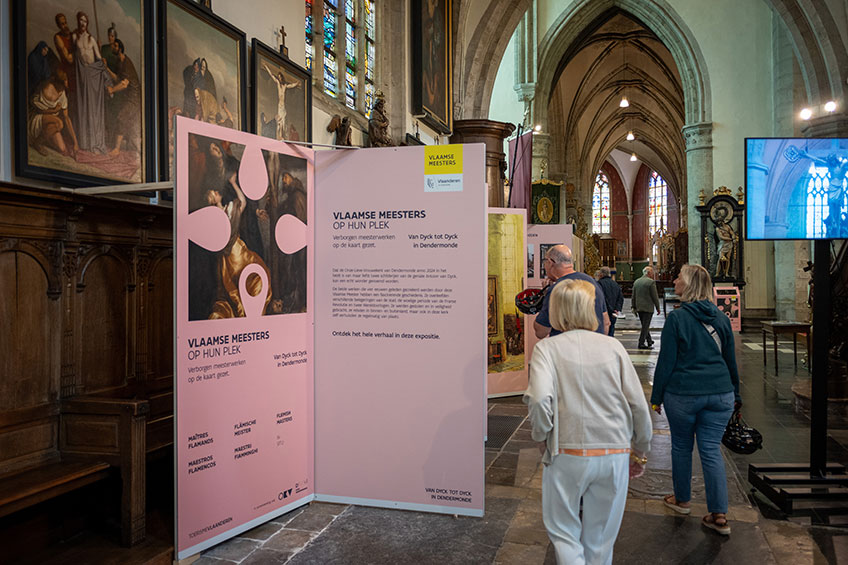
<box><xmin>534</xmin><ymin>245</ymin><xmax>609</xmax><ymax>338</ymax></box>
<box><xmin>525</xmin><ymin>279</ymin><xmax>652</xmax><ymax>564</ymax></box>
<box><xmin>650</xmin><ymin>264</ymin><xmax>741</xmax><ymax>536</ymax></box>
<box><xmin>597</xmin><ymin>266</ymin><xmax>624</xmax><ymax>337</ymax></box>
<box><xmin>632</xmin><ymin>266</ymin><xmax>660</xmax><ymax>349</ymax></box>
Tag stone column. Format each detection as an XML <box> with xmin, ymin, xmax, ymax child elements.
<box><xmin>450</xmin><ymin>119</ymin><xmax>516</xmax><ymax>207</ymax></box>
<box><xmin>682</xmin><ymin>122</ymin><xmax>713</xmax><ymax>264</ymax></box>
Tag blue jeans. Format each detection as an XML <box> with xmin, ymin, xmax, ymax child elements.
<box><xmin>664</xmin><ymin>391</ymin><xmax>734</xmax><ymax>513</ymax></box>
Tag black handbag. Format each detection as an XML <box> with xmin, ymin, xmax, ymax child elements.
<box><xmin>722</xmin><ymin>410</ymin><xmax>763</xmax><ymax>454</ymax></box>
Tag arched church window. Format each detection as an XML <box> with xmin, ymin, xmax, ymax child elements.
<box><xmin>306</xmin><ymin>0</ymin><xmax>378</xmax><ymax>118</ymax></box>
<box><xmin>648</xmin><ymin>171</ymin><xmax>667</xmax><ymax>236</ymax></box>
<box><xmin>805</xmin><ymin>163</ymin><xmax>847</xmax><ymax>238</ymax></box>
<box><xmin>592</xmin><ymin>172</ymin><xmax>610</xmax><ymax>234</ymax></box>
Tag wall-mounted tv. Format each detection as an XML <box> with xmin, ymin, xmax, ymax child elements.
<box><xmin>746</xmin><ymin>138</ymin><xmax>848</xmax><ymax>240</ymax></box>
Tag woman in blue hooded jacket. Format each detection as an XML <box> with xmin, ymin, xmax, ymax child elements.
<box><xmin>650</xmin><ymin>264</ymin><xmax>740</xmax><ymax>536</ymax></box>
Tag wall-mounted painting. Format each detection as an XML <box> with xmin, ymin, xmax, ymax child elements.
<box><xmin>251</xmin><ymin>39</ymin><xmax>311</xmax><ymax>143</ymax></box>
<box><xmin>13</xmin><ymin>0</ymin><xmax>154</xmax><ymax>186</ymax></box>
<box><xmin>411</xmin><ymin>0</ymin><xmax>452</xmax><ymax>134</ymax></box>
<box><xmin>159</xmin><ymin>0</ymin><xmax>246</xmax><ymax>180</ymax></box>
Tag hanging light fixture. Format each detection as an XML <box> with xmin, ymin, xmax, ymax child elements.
<box><xmin>626</xmin><ymin>130</ymin><xmax>635</xmax><ymax>141</ymax></box>
<box><xmin>630</xmin><ymin>153</ymin><xmax>638</xmax><ymax>162</ymax></box>
<box><xmin>619</xmin><ymin>37</ymin><xmax>629</xmax><ymax>108</ymax></box>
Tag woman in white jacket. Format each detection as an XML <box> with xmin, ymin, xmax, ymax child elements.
<box><xmin>524</xmin><ymin>279</ymin><xmax>652</xmax><ymax>565</ymax></box>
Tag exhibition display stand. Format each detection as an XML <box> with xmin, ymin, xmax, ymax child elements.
<box><xmin>174</xmin><ymin>118</ymin><xmax>487</xmax><ymax>559</ymax></box>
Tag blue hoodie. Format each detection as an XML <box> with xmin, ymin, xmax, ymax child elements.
<box><xmin>650</xmin><ymin>300</ymin><xmax>740</xmax><ymax>405</ymax></box>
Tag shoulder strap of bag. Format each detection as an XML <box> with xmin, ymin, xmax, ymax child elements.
<box><xmin>701</xmin><ymin>321</ymin><xmax>722</xmax><ymax>353</ymax></box>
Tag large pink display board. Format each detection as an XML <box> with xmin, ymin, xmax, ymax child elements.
<box><xmin>175</xmin><ymin>117</ymin><xmax>314</xmax><ymax>559</ymax></box>
<box><xmin>313</xmin><ymin>144</ymin><xmax>487</xmax><ymax>516</ymax></box>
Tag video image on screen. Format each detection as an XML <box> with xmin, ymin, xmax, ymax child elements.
<box><xmin>746</xmin><ymin>138</ymin><xmax>848</xmax><ymax>240</ymax></box>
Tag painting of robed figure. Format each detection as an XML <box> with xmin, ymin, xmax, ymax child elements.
<box><xmin>14</xmin><ymin>0</ymin><xmax>154</xmax><ymax>186</ymax></box>
<box><xmin>159</xmin><ymin>0</ymin><xmax>247</xmax><ymax>180</ymax></box>
<box><xmin>411</xmin><ymin>0</ymin><xmax>452</xmax><ymax>134</ymax></box>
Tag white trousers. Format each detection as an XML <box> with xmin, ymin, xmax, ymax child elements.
<box><xmin>542</xmin><ymin>452</ymin><xmax>630</xmax><ymax>565</ymax></box>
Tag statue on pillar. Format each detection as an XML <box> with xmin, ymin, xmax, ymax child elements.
<box><xmin>696</xmin><ymin>188</ymin><xmax>745</xmax><ymax>286</ymax></box>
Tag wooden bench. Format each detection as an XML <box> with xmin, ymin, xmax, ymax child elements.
<box><xmin>0</xmin><ymin>459</ymin><xmax>111</xmax><ymax>520</ymax></box>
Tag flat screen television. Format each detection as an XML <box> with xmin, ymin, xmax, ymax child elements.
<box><xmin>745</xmin><ymin>137</ymin><xmax>848</xmax><ymax>240</ymax></box>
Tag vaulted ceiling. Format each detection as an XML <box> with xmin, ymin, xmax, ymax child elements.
<box><xmin>547</xmin><ymin>11</ymin><xmax>685</xmax><ymax>209</ymax></box>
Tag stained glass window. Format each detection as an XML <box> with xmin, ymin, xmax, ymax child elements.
<box><xmin>324</xmin><ymin>50</ymin><xmax>337</xmax><ymax>96</ymax></box>
<box><xmin>592</xmin><ymin>172</ymin><xmax>610</xmax><ymax>234</ymax></box>
<box><xmin>345</xmin><ymin>0</ymin><xmax>355</xmax><ymax>20</ymax></box>
<box><xmin>345</xmin><ymin>69</ymin><xmax>357</xmax><ymax>109</ymax></box>
<box><xmin>305</xmin><ymin>1</ymin><xmax>314</xmax><ymax>72</ymax></box>
<box><xmin>648</xmin><ymin>171</ymin><xmax>667</xmax><ymax>236</ymax></box>
<box><xmin>323</xmin><ymin>3</ymin><xmax>336</xmax><ymax>49</ymax></box>
<box><xmin>806</xmin><ymin>163</ymin><xmax>848</xmax><ymax>238</ymax></box>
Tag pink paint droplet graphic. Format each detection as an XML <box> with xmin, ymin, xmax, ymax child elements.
<box><xmin>275</xmin><ymin>214</ymin><xmax>308</xmax><ymax>254</ymax></box>
<box><xmin>186</xmin><ymin>206</ymin><xmax>231</xmax><ymax>252</ymax></box>
<box><xmin>239</xmin><ymin>144</ymin><xmax>269</xmax><ymax>201</ymax></box>
<box><xmin>238</xmin><ymin>263</ymin><xmax>269</xmax><ymax>318</ymax></box>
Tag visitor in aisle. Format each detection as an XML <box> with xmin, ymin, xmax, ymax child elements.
<box><xmin>597</xmin><ymin>266</ymin><xmax>624</xmax><ymax>337</ymax></box>
<box><xmin>533</xmin><ymin>245</ymin><xmax>609</xmax><ymax>337</ymax></box>
<box><xmin>650</xmin><ymin>264</ymin><xmax>741</xmax><ymax>536</ymax></box>
<box><xmin>632</xmin><ymin>266</ymin><xmax>660</xmax><ymax>348</ymax></box>
<box><xmin>525</xmin><ymin>279</ymin><xmax>652</xmax><ymax>564</ymax></box>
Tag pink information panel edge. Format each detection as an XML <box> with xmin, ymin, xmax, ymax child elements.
<box><xmin>174</xmin><ymin>117</ymin><xmax>315</xmax><ymax>559</ymax></box>
<box><xmin>313</xmin><ymin>144</ymin><xmax>487</xmax><ymax>517</ymax></box>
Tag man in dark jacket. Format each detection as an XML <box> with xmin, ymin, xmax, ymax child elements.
<box><xmin>597</xmin><ymin>266</ymin><xmax>624</xmax><ymax>337</ymax></box>
<box><xmin>632</xmin><ymin>266</ymin><xmax>660</xmax><ymax>349</ymax></box>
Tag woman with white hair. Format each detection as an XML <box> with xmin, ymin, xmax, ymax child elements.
<box><xmin>651</xmin><ymin>264</ymin><xmax>741</xmax><ymax>535</ymax></box>
<box><xmin>524</xmin><ymin>279</ymin><xmax>652</xmax><ymax>564</ymax></box>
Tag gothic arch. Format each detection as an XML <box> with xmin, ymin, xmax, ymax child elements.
<box><xmin>454</xmin><ymin>0</ymin><xmax>533</xmax><ymax>120</ymax></box>
<box><xmin>764</xmin><ymin>0</ymin><xmax>848</xmax><ymax>105</ymax></box>
<box><xmin>535</xmin><ymin>0</ymin><xmax>710</xmax><ymax>126</ymax></box>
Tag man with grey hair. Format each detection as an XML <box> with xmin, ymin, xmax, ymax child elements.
<box><xmin>632</xmin><ymin>266</ymin><xmax>660</xmax><ymax>349</ymax></box>
<box><xmin>597</xmin><ymin>265</ymin><xmax>624</xmax><ymax>337</ymax></box>
<box><xmin>534</xmin><ymin>244</ymin><xmax>610</xmax><ymax>338</ymax></box>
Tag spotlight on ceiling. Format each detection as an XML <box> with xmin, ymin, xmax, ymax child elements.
<box><xmin>619</xmin><ymin>96</ymin><xmax>630</xmax><ymax>108</ymax></box>
<box><xmin>825</xmin><ymin>101</ymin><xmax>837</xmax><ymax>113</ymax></box>
<box><xmin>534</xmin><ymin>124</ymin><xmax>542</xmax><ymax>132</ymax></box>
<box><xmin>800</xmin><ymin>107</ymin><xmax>813</xmax><ymax>120</ymax></box>
<box><xmin>630</xmin><ymin>153</ymin><xmax>638</xmax><ymax>162</ymax></box>
<box><xmin>626</xmin><ymin>131</ymin><xmax>635</xmax><ymax>141</ymax></box>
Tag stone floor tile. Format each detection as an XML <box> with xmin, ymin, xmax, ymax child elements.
<box><xmin>238</xmin><ymin>521</ymin><xmax>284</xmax><ymax>541</ymax></box>
<box><xmin>263</xmin><ymin>529</ymin><xmax>315</xmax><ymax>552</ymax></box>
<box><xmin>194</xmin><ymin>558</ymin><xmax>231</xmax><ymax>565</ymax></box>
<box><xmin>491</xmin><ymin>451</ymin><xmax>519</xmax><ymax>469</ymax></box>
<box><xmin>269</xmin><ymin>505</ymin><xmax>304</xmax><ymax>526</ymax></box>
<box><xmin>624</xmin><ymin>498</ymin><xmax>646</xmax><ymax>513</ymax></box>
<box><xmin>485</xmin><ymin>484</ymin><xmax>527</xmax><ymax>500</ymax></box>
<box><xmin>503</xmin><ymin>523</ymin><xmax>551</xmax><ymax>546</ymax></box>
<box><xmin>306</xmin><ymin>502</ymin><xmax>349</xmax><ymax>515</ymax></box>
<box><xmin>494</xmin><ymin>541</ymin><xmax>550</xmax><ymax>563</ymax></box>
<box><xmin>486</xmin><ymin>466</ymin><xmax>517</xmax><ymax>486</ymax></box>
<box><xmin>284</xmin><ymin>509</ymin><xmax>337</xmax><ymax>532</ymax></box>
<box><xmin>516</xmin><ymin>497</ymin><xmax>543</xmax><ymax>515</ymax></box>
<box><xmin>202</xmin><ymin>538</ymin><xmax>260</xmax><ymax>561</ymax></box>
<box><xmin>239</xmin><ymin>549</ymin><xmax>292</xmax><ymax>565</ymax></box>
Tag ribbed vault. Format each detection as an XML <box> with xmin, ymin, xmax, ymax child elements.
<box><xmin>548</xmin><ymin>12</ymin><xmax>685</xmax><ymax>216</ymax></box>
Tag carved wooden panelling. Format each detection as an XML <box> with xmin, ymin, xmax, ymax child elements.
<box><xmin>61</xmin><ymin>416</ymin><xmax>120</xmax><ymax>453</ymax></box>
<box><xmin>78</xmin><ymin>255</ymin><xmax>130</xmax><ymax>393</ymax></box>
<box><xmin>0</xmin><ymin>251</ymin><xmax>55</xmax><ymax>412</ymax></box>
<box><xmin>0</xmin><ymin>419</ymin><xmax>57</xmax><ymax>469</ymax></box>
<box><xmin>148</xmin><ymin>258</ymin><xmax>173</xmax><ymax>379</ymax></box>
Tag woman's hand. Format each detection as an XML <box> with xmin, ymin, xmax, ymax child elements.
<box><xmin>652</xmin><ymin>403</ymin><xmax>662</xmax><ymax>415</ymax></box>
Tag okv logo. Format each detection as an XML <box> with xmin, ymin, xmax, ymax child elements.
<box><xmin>278</xmin><ymin>488</ymin><xmax>293</xmax><ymax>500</ymax></box>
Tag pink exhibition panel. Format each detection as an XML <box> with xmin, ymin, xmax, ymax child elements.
<box><xmin>174</xmin><ymin>117</ymin><xmax>315</xmax><ymax>559</ymax></box>
<box><xmin>313</xmin><ymin>144</ymin><xmax>487</xmax><ymax>517</ymax></box>
<box><xmin>486</xmin><ymin>208</ymin><xmax>528</xmax><ymax>397</ymax></box>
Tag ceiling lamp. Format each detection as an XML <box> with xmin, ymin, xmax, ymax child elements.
<box><xmin>619</xmin><ymin>96</ymin><xmax>630</xmax><ymax>108</ymax></box>
<box><xmin>626</xmin><ymin>130</ymin><xmax>635</xmax><ymax>141</ymax></box>
<box><xmin>825</xmin><ymin>101</ymin><xmax>837</xmax><ymax>113</ymax></box>
<box><xmin>630</xmin><ymin>153</ymin><xmax>638</xmax><ymax>162</ymax></box>
<box><xmin>800</xmin><ymin>107</ymin><xmax>813</xmax><ymax>120</ymax></box>
<box><xmin>534</xmin><ymin>124</ymin><xmax>542</xmax><ymax>132</ymax></box>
